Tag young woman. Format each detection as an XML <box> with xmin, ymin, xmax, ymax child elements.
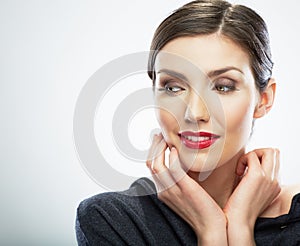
<box><xmin>76</xmin><ymin>1</ymin><xmax>300</xmax><ymax>245</ymax></box>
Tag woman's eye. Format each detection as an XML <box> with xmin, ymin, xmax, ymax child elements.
<box><xmin>157</xmin><ymin>80</ymin><xmax>185</xmax><ymax>95</ymax></box>
<box><xmin>215</xmin><ymin>85</ymin><xmax>233</xmax><ymax>92</ymax></box>
<box><xmin>214</xmin><ymin>80</ymin><xmax>237</xmax><ymax>94</ymax></box>
<box><xmin>165</xmin><ymin>85</ymin><xmax>184</xmax><ymax>94</ymax></box>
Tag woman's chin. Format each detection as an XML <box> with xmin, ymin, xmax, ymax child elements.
<box><xmin>178</xmin><ymin>151</ymin><xmax>221</xmax><ymax>171</ymax></box>
<box><xmin>179</xmin><ymin>158</ymin><xmax>221</xmax><ymax>174</ymax></box>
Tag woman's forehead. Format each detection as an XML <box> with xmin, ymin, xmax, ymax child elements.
<box><xmin>155</xmin><ymin>34</ymin><xmax>251</xmax><ymax>77</ymax></box>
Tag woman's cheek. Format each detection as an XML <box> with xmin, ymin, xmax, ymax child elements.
<box><xmin>223</xmin><ymin>96</ymin><xmax>255</xmax><ymax>141</ymax></box>
<box><xmin>156</xmin><ymin>108</ymin><xmax>179</xmax><ymax>141</ymax></box>
<box><xmin>155</xmin><ymin>96</ymin><xmax>186</xmax><ymax>138</ymax></box>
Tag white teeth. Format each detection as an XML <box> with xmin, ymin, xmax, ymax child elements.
<box><xmin>184</xmin><ymin>135</ymin><xmax>210</xmax><ymax>142</ymax></box>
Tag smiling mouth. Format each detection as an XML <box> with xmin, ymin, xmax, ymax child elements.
<box><xmin>178</xmin><ymin>131</ymin><xmax>220</xmax><ymax>149</ymax></box>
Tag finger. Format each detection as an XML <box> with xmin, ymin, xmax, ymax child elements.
<box><xmin>236</xmin><ymin>151</ymin><xmax>261</xmax><ymax>176</ymax></box>
<box><xmin>152</xmin><ymin>172</ymin><xmax>170</xmax><ymax>193</ymax></box>
<box><xmin>168</xmin><ymin>147</ymin><xmax>189</xmax><ymax>185</ymax></box>
<box><xmin>152</xmin><ymin>168</ymin><xmax>179</xmax><ymax>193</ymax></box>
<box><xmin>150</xmin><ymin>138</ymin><xmax>177</xmax><ymax>190</ymax></box>
<box><xmin>146</xmin><ymin>133</ymin><xmax>163</xmax><ymax>168</ymax></box>
<box><xmin>168</xmin><ymin>147</ymin><xmax>210</xmax><ymax>198</ymax></box>
<box><xmin>253</xmin><ymin>148</ymin><xmax>280</xmax><ymax>180</ymax></box>
<box><xmin>151</xmin><ymin>138</ymin><xmax>168</xmax><ymax>173</ymax></box>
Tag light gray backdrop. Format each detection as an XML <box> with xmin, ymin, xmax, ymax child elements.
<box><xmin>1</xmin><ymin>0</ymin><xmax>299</xmax><ymax>245</ymax></box>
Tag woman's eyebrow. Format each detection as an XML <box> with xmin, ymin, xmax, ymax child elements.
<box><xmin>207</xmin><ymin>66</ymin><xmax>244</xmax><ymax>77</ymax></box>
<box><xmin>157</xmin><ymin>69</ymin><xmax>188</xmax><ymax>81</ymax></box>
<box><xmin>157</xmin><ymin>66</ymin><xmax>243</xmax><ymax>81</ymax></box>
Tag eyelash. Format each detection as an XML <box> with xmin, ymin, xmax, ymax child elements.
<box><xmin>213</xmin><ymin>79</ymin><xmax>237</xmax><ymax>94</ymax></box>
<box><xmin>157</xmin><ymin>80</ymin><xmax>185</xmax><ymax>96</ymax></box>
<box><xmin>213</xmin><ymin>84</ymin><xmax>236</xmax><ymax>93</ymax></box>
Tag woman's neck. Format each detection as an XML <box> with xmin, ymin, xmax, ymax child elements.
<box><xmin>187</xmin><ymin>149</ymin><xmax>245</xmax><ymax>208</ymax></box>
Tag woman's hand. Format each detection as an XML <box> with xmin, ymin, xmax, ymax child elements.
<box><xmin>146</xmin><ymin>134</ymin><xmax>227</xmax><ymax>245</ymax></box>
<box><xmin>224</xmin><ymin>148</ymin><xmax>281</xmax><ymax>245</ymax></box>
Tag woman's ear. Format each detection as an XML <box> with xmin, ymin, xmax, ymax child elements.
<box><xmin>253</xmin><ymin>78</ymin><xmax>276</xmax><ymax>119</ymax></box>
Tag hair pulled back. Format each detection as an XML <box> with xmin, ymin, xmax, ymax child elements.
<box><xmin>148</xmin><ymin>0</ymin><xmax>273</xmax><ymax>92</ymax></box>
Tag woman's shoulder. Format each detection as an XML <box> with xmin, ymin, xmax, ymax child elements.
<box><xmin>75</xmin><ymin>178</ymin><xmax>160</xmax><ymax>244</ymax></box>
<box><xmin>255</xmin><ymin>184</ymin><xmax>300</xmax><ymax>245</ymax></box>
<box><xmin>260</xmin><ymin>183</ymin><xmax>300</xmax><ymax>218</ymax></box>
<box><xmin>279</xmin><ymin>184</ymin><xmax>300</xmax><ymax>214</ymax></box>
<box><xmin>77</xmin><ymin>177</ymin><xmax>157</xmax><ymax>215</ymax></box>
<box><xmin>75</xmin><ymin>177</ymin><xmax>197</xmax><ymax>245</ymax></box>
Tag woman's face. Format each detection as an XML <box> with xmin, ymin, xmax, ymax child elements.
<box><xmin>154</xmin><ymin>34</ymin><xmax>261</xmax><ymax>173</ymax></box>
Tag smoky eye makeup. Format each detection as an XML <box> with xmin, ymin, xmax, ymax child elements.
<box><xmin>211</xmin><ymin>77</ymin><xmax>240</xmax><ymax>93</ymax></box>
<box><xmin>155</xmin><ymin>68</ymin><xmax>243</xmax><ymax>95</ymax></box>
<box><xmin>156</xmin><ymin>72</ymin><xmax>180</xmax><ymax>87</ymax></box>
<box><xmin>155</xmin><ymin>76</ymin><xmax>187</xmax><ymax>95</ymax></box>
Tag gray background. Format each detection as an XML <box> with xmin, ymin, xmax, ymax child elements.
<box><xmin>1</xmin><ymin>0</ymin><xmax>299</xmax><ymax>245</ymax></box>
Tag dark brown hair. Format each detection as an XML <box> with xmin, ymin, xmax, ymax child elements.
<box><xmin>147</xmin><ymin>0</ymin><xmax>273</xmax><ymax>92</ymax></box>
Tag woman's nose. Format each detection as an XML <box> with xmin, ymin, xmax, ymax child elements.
<box><xmin>184</xmin><ymin>92</ymin><xmax>210</xmax><ymax>123</ymax></box>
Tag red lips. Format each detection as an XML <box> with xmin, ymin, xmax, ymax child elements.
<box><xmin>179</xmin><ymin>131</ymin><xmax>220</xmax><ymax>149</ymax></box>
